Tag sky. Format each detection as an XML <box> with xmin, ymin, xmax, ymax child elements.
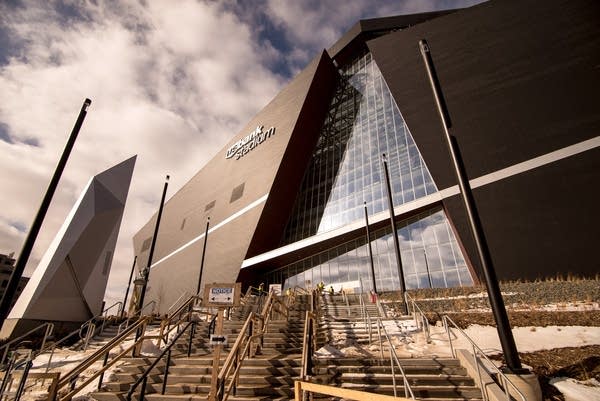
<box><xmin>0</xmin><ymin>0</ymin><xmax>485</xmax><ymax>307</ymax></box>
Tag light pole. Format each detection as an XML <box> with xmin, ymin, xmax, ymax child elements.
<box><xmin>381</xmin><ymin>153</ymin><xmax>407</xmax><ymax>314</ymax></box>
<box><xmin>196</xmin><ymin>217</ymin><xmax>210</xmax><ymax>295</ymax></box>
<box><xmin>0</xmin><ymin>99</ymin><xmax>91</xmax><ymax>328</ymax></box>
<box><xmin>423</xmin><ymin>249</ymin><xmax>433</xmax><ymax>288</ymax></box>
<box><xmin>363</xmin><ymin>202</ymin><xmax>377</xmax><ymax>294</ymax></box>
<box><xmin>419</xmin><ymin>39</ymin><xmax>525</xmax><ymax>373</ymax></box>
<box><xmin>136</xmin><ymin>175</ymin><xmax>169</xmax><ymax>315</ymax></box>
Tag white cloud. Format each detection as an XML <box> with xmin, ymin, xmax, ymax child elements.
<box><xmin>0</xmin><ymin>0</ymin><xmax>285</xmax><ymax>307</ymax></box>
<box><xmin>0</xmin><ymin>0</ymin><xmax>485</xmax><ymax>309</ymax></box>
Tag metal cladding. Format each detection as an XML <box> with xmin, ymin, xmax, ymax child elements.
<box><xmin>134</xmin><ymin>0</ymin><xmax>600</xmax><ymax>314</ymax></box>
<box><xmin>0</xmin><ymin>156</ymin><xmax>136</xmax><ymax>339</ymax></box>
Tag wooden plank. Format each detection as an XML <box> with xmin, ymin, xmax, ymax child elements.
<box><xmin>297</xmin><ymin>381</ymin><xmax>411</xmax><ymax>401</ymax></box>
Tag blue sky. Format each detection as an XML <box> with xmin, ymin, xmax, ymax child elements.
<box><xmin>0</xmin><ymin>0</ymin><xmax>484</xmax><ymax>304</ymax></box>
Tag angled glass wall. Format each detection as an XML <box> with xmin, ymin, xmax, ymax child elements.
<box><xmin>282</xmin><ymin>51</ymin><xmax>437</xmax><ymax>244</ymax></box>
<box><xmin>269</xmin><ymin>208</ymin><xmax>473</xmax><ymax>292</ymax></box>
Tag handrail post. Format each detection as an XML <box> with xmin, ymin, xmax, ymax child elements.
<box><xmin>40</xmin><ymin>323</ymin><xmax>53</xmax><ymax>354</ymax></box>
<box><xmin>389</xmin><ymin>348</ymin><xmax>397</xmax><ymax>398</ymax></box>
<box><xmin>187</xmin><ymin>322</ymin><xmax>195</xmax><ymax>357</ymax></box>
<box><xmin>162</xmin><ymin>349</ymin><xmax>171</xmax><ymax>395</ymax></box>
<box><xmin>0</xmin><ymin>353</ymin><xmax>16</xmax><ymax>397</ymax></box>
<box><xmin>14</xmin><ymin>359</ymin><xmax>33</xmax><ymax>401</ymax></box>
<box><xmin>97</xmin><ymin>351</ymin><xmax>109</xmax><ymax>390</ymax></box>
<box><xmin>139</xmin><ymin>376</ymin><xmax>148</xmax><ymax>401</ymax></box>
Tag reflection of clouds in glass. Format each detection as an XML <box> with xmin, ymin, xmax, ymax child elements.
<box><xmin>279</xmin><ymin>207</ymin><xmax>472</xmax><ymax>291</ymax></box>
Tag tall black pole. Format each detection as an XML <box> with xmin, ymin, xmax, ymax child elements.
<box><xmin>121</xmin><ymin>256</ymin><xmax>137</xmax><ymax>318</ymax></box>
<box><xmin>136</xmin><ymin>175</ymin><xmax>169</xmax><ymax>315</ymax></box>
<box><xmin>423</xmin><ymin>250</ymin><xmax>433</xmax><ymax>288</ymax></box>
<box><xmin>0</xmin><ymin>98</ymin><xmax>91</xmax><ymax>328</ymax></box>
<box><xmin>196</xmin><ymin>217</ymin><xmax>210</xmax><ymax>295</ymax></box>
<box><xmin>381</xmin><ymin>153</ymin><xmax>408</xmax><ymax>314</ymax></box>
<box><xmin>363</xmin><ymin>203</ymin><xmax>377</xmax><ymax>294</ymax></box>
<box><xmin>419</xmin><ymin>39</ymin><xmax>524</xmax><ymax>373</ymax></box>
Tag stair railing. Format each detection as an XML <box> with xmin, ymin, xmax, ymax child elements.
<box><xmin>125</xmin><ymin>320</ymin><xmax>197</xmax><ymax>401</ymax></box>
<box><xmin>159</xmin><ymin>295</ymin><xmax>202</xmax><ymax>347</ymax></box>
<box><xmin>166</xmin><ymin>291</ymin><xmax>190</xmax><ymax>317</ymax></box>
<box><xmin>376</xmin><ymin>317</ymin><xmax>416</xmax><ymax>400</ymax></box>
<box><xmin>358</xmin><ymin>294</ymin><xmax>415</xmax><ymax>400</ymax></box>
<box><xmin>301</xmin><ymin>310</ymin><xmax>318</xmax><ymax>380</ymax></box>
<box><xmin>404</xmin><ymin>292</ymin><xmax>431</xmax><ymax>343</ymax></box>
<box><xmin>0</xmin><ymin>348</ymin><xmax>34</xmax><ymax>401</ymax></box>
<box><xmin>214</xmin><ymin>291</ymin><xmax>289</xmax><ymax>401</ymax></box>
<box><xmin>53</xmin><ymin>316</ymin><xmax>153</xmax><ymax>401</ymax></box>
<box><xmin>0</xmin><ymin>322</ymin><xmax>54</xmax><ymax>367</ymax></box>
<box><xmin>442</xmin><ymin>315</ymin><xmax>525</xmax><ymax>401</ymax></box>
<box><xmin>139</xmin><ymin>300</ymin><xmax>156</xmax><ymax>316</ymax></box>
<box><xmin>301</xmin><ymin>289</ymin><xmax>321</xmax><ymax>381</ymax></box>
<box><xmin>74</xmin><ymin>301</ymin><xmax>124</xmax><ymax>351</ymax></box>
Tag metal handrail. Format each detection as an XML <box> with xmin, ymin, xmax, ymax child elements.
<box><xmin>404</xmin><ymin>292</ymin><xmax>431</xmax><ymax>343</ymax></box>
<box><xmin>125</xmin><ymin>320</ymin><xmax>196</xmax><ymax>401</ymax></box>
<box><xmin>139</xmin><ymin>300</ymin><xmax>156</xmax><ymax>315</ymax></box>
<box><xmin>358</xmin><ymin>292</ymin><xmax>415</xmax><ymax>400</ymax></box>
<box><xmin>166</xmin><ymin>291</ymin><xmax>190</xmax><ymax>317</ymax></box>
<box><xmin>215</xmin><ymin>291</ymin><xmax>289</xmax><ymax>401</ymax></box>
<box><xmin>301</xmin><ymin>310</ymin><xmax>318</xmax><ymax>380</ymax></box>
<box><xmin>55</xmin><ymin>316</ymin><xmax>152</xmax><ymax>401</ymax></box>
<box><xmin>0</xmin><ymin>322</ymin><xmax>54</xmax><ymax>367</ymax></box>
<box><xmin>300</xmin><ymin>289</ymin><xmax>321</xmax><ymax>381</ymax></box>
<box><xmin>158</xmin><ymin>295</ymin><xmax>204</xmax><ymax>345</ymax></box>
<box><xmin>377</xmin><ymin>316</ymin><xmax>416</xmax><ymax>400</ymax></box>
<box><xmin>442</xmin><ymin>315</ymin><xmax>526</xmax><ymax>401</ymax></box>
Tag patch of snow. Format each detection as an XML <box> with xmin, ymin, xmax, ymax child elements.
<box><xmin>550</xmin><ymin>377</ymin><xmax>600</xmax><ymax>401</ymax></box>
<box><xmin>315</xmin><ymin>344</ymin><xmax>345</xmax><ymax>358</ymax></box>
<box><xmin>453</xmin><ymin>325</ymin><xmax>600</xmax><ymax>354</ymax></box>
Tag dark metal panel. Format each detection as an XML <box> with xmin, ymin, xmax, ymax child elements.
<box><xmin>369</xmin><ymin>0</ymin><xmax>600</xmax><ymax>189</ymax></box>
<box><xmin>445</xmin><ymin>147</ymin><xmax>600</xmax><ymax>281</ymax></box>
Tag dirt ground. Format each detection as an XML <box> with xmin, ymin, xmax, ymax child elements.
<box><xmin>428</xmin><ymin>311</ymin><xmax>600</xmax><ymax>401</ymax></box>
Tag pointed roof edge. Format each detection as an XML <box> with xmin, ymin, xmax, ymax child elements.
<box><xmin>327</xmin><ymin>9</ymin><xmax>461</xmax><ymax>67</ymax></box>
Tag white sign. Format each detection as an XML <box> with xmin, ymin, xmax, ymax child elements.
<box><xmin>209</xmin><ymin>286</ymin><xmax>235</xmax><ymax>305</ymax></box>
<box><xmin>269</xmin><ymin>284</ymin><xmax>282</xmax><ymax>295</ymax></box>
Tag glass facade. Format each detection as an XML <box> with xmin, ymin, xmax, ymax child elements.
<box><xmin>268</xmin><ymin>51</ymin><xmax>473</xmax><ymax>291</ymax></box>
<box><xmin>282</xmin><ymin>51</ymin><xmax>437</xmax><ymax>244</ymax></box>
<box><xmin>270</xmin><ymin>208</ymin><xmax>473</xmax><ymax>292</ymax></box>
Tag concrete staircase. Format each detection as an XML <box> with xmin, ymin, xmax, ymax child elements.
<box><xmin>90</xmin><ymin>294</ymin><xmax>311</xmax><ymax>401</ymax></box>
<box><xmin>313</xmin><ymin>294</ymin><xmax>484</xmax><ymax>401</ymax></box>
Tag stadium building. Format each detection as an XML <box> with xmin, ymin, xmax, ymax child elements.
<box><xmin>133</xmin><ymin>0</ymin><xmax>599</xmax><ymax>313</ymax></box>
